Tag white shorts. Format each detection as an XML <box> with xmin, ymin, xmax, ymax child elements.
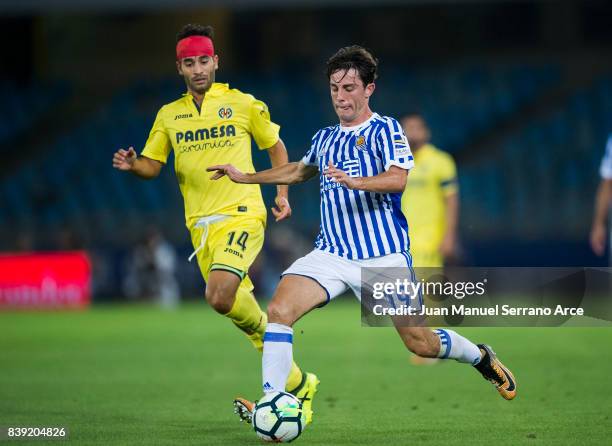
<box><xmin>281</xmin><ymin>249</ymin><xmax>414</xmax><ymax>305</ymax></box>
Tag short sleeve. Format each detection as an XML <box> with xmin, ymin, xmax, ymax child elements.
<box><xmin>376</xmin><ymin>117</ymin><xmax>415</xmax><ymax>171</ymax></box>
<box><xmin>600</xmin><ymin>135</ymin><xmax>612</xmax><ymax>180</ymax></box>
<box><xmin>141</xmin><ymin>108</ymin><xmax>172</xmax><ymax>164</ymax></box>
<box><xmin>250</xmin><ymin>98</ymin><xmax>280</xmax><ymax>150</ymax></box>
<box><xmin>438</xmin><ymin>152</ymin><xmax>459</xmax><ymax>196</ymax></box>
<box><xmin>301</xmin><ymin>130</ymin><xmax>323</xmax><ymax>167</ymax></box>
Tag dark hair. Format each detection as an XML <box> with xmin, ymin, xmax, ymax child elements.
<box><xmin>326</xmin><ymin>45</ymin><xmax>378</xmax><ymax>86</ymax></box>
<box><xmin>176</xmin><ymin>24</ymin><xmax>214</xmax><ymax>42</ymax></box>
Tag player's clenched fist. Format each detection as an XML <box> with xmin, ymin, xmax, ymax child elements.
<box><xmin>112</xmin><ymin>147</ymin><xmax>137</xmax><ymax>171</ymax></box>
<box><xmin>207</xmin><ymin>164</ymin><xmax>250</xmax><ymax>183</ymax></box>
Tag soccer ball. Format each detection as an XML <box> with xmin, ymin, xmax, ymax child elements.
<box><xmin>253</xmin><ymin>391</ymin><xmax>306</xmax><ymax>443</ymax></box>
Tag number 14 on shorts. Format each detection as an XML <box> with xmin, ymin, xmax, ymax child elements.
<box><xmin>226</xmin><ymin>230</ymin><xmax>249</xmax><ymax>256</ymax></box>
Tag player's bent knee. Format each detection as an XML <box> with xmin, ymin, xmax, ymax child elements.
<box><xmin>205</xmin><ymin>284</ymin><xmax>238</xmax><ymax>314</ymax></box>
<box><xmin>205</xmin><ymin>270</ymin><xmax>241</xmax><ymax>314</ymax></box>
<box><xmin>205</xmin><ymin>288</ymin><xmax>234</xmax><ymax>314</ymax></box>
<box><xmin>267</xmin><ymin>301</ymin><xmax>295</xmax><ymax>327</ymax></box>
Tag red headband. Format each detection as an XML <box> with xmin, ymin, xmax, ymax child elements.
<box><xmin>176</xmin><ymin>36</ymin><xmax>214</xmax><ymax>60</ymax></box>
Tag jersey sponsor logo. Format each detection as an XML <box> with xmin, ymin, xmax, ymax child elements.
<box><xmin>394</xmin><ymin>136</ymin><xmax>410</xmax><ymax>157</ymax></box>
<box><xmin>218</xmin><ymin>107</ymin><xmax>233</xmax><ymax>119</ymax></box>
<box><xmin>174</xmin><ymin>113</ymin><xmax>193</xmax><ymax>120</ymax></box>
<box><xmin>322</xmin><ymin>159</ymin><xmax>361</xmax><ymax>191</ymax></box>
<box><xmin>342</xmin><ymin>159</ymin><xmax>361</xmax><ymax>177</ymax></box>
<box><xmin>175</xmin><ymin>124</ymin><xmax>236</xmax><ymax>144</ymax></box>
<box><xmin>395</xmin><ymin>146</ymin><xmax>410</xmax><ymax>157</ymax></box>
<box><xmin>178</xmin><ymin>140</ymin><xmax>234</xmax><ymax>153</ymax></box>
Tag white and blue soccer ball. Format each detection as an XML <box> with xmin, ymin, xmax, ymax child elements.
<box><xmin>253</xmin><ymin>391</ymin><xmax>306</xmax><ymax>443</ymax></box>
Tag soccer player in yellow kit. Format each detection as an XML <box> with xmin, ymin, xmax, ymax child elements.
<box><xmin>401</xmin><ymin>113</ymin><xmax>459</xmax><ymax>365</ymax></box>
<box><xmin>401</xmin><ymin>112</ymin><xmax>459</xmax><ymax>268</ymax></box>
<box><xmin>112</xmin><ymin>24</ymin><xmax>317</xmax><ymax>411</ymax></box>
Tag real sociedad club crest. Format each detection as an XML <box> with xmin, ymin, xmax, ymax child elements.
<box><xmin>355</xmin><ymin>135</ymin><xmax>366</xmax><ymax>151</ymax></box>
<box><xmin>218</xmin><ymin>107</ymin><xmax>233</xmax><ymax>119</ymax></box>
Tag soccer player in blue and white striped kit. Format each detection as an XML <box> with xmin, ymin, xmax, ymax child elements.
<box><xmin>209</xmin><ymin>46</ymin><xmax>516</xmax><ymax>424</ymax></box>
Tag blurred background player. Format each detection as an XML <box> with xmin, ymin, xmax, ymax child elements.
<box><xmin>111</xmin><ymin>24</ymin><xmax>311</xmax><ymax>399</ymax></box>
<box><xmin>401</xmin><ymin>112</ymin><xmax>459</xmax><ymax>267</ymax></box>
<box><xmin>122</xmin><ymin>226</ymin><xmax>180</xmax><ymax>308</ymax></box>
<box><xmin>400</xmin><ymin>113</ymin><xmax>460</xmax><ymax>365</ymax></box>
<box><xmin>590</xmin><ymin>134</ymin><xmax>612</xmax><ymax>261</ymax></box>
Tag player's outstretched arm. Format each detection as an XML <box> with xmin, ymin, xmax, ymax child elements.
<box><xmin>325</xmin><ymin>161</ymin><xmax>407</xmax><ymax>193</ymax></box>
<box><xmin>266</xmin><ymin>139</ymin><xmax>292</xmax><ymax>222</ymax></box>
<box><xmin>112</xmin><ymin>147</ymin><xmax>163</xmax><ymax>179</ymax></box>
<box><xmin>207</xmin><ymin>161</ymin><xmax>318</xmax><ymax>185</ymax></box>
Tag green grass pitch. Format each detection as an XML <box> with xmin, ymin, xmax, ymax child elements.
<box><xmin>1</xmin><ymin>300</ymin><xmax>611</xmax><ymax>445</ymax></box>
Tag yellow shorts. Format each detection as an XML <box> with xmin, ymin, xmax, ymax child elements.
<box><xmin>189</xmin><ymin>216</ymin><xmax>265</xmax><ymax>292</ymax></box>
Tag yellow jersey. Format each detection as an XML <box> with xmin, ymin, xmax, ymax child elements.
<box><xmin>141</xmin><ymin>83</ymin><xmax>279</xmax><ymax>228</ymax></box>
<box><xmin>402</xmin><ymin>144</ymin><xmax>458</xmax><ymax>253</ymax></box>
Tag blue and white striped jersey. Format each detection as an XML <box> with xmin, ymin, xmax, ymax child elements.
<box><xmin>302</xmin><ymin>113</ymin><xmax>414</xmax><ymax>259</ymax></box>
<box><xmin>600</xmin><ymin>135</ymin><xmax>612</xmax><ymax>180</ymax></box>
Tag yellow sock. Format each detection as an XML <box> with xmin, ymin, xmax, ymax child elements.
<box><xmin>225</xmin><ymin>286</ymin><xmax>266</xmax><ymax>350</ymax></box>
<box><xmin>286</xmin><ymin>361</ymin><xmax>304</xmax><ymax>393</ymax></box>
<box><xmin>225</xmin><ymin>285</ymin><xmax>304</xmax><ymax>392</ymax></box>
